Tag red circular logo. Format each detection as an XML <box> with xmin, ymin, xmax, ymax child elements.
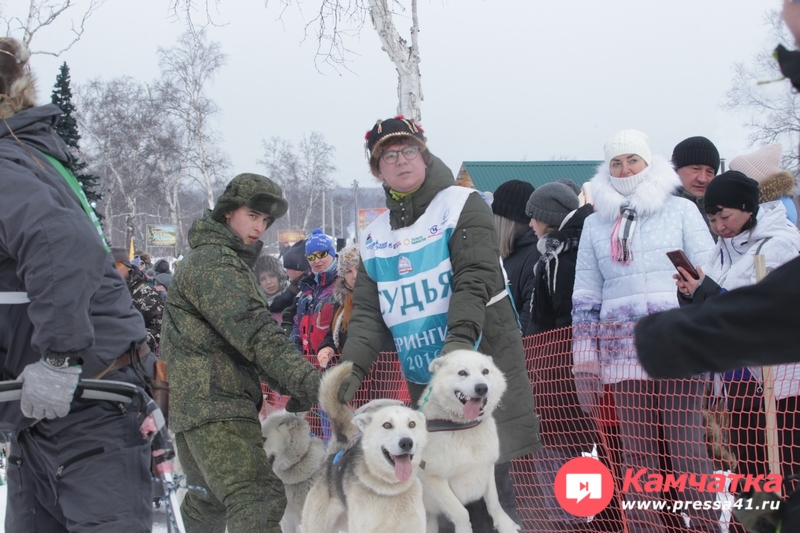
<box><xmin>554</xmin><ymin>457</ymin><xmax>615</xmax><ymax>517</ymax></box>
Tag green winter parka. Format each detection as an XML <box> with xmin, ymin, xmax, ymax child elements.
<box><xmin>161</xmin><ymin>213</ymin><xmax>321</xmax><ymax>433</ymax></box>
<box><xmin>343</xmin><ymin>155</ymin><xmax>542</xmax><ymax>462</ymax></box>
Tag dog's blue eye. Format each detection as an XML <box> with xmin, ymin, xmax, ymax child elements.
<box><xmin>458</xmin><ymin>370</ymin><xmax>467</xmax><ymax>377</ymax></box>
<box><xmin>383</xmin><ymin>422</ymin><xmax>393</xmax><ymax>429</ymax></box>
<box><xmin>482</xmin><ymin>369</ymin><xmax>489</xmax><ymax>375</ymax></box>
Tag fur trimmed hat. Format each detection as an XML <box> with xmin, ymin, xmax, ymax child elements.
<box><xmin>729</xmin><ymin>143</ymin><xmax>796</xmax><ymax>203</ymax></box>
<box><xmin>0</xmin><ymin>37</ymin><xmax>35</xmax><ymax>119</ymax></box>
<box><xmin>729</xmin><ymin>143</ymin><xmax>781</xmax><ymax>182</ymax></box>
<box><xmin>336</xmin><ymin>243</ymin><xmax>361</xmax><ymax>277</ymax></box>
<box><xmin>671</xmin><ymin>136</ymin><xmax>720</xmax><ymax>172</ymax></box>
<box><xmin>365</xmin><ymin>116</ymin><xmax>427</xmax><ymax>176</ymax></box>
<box><xmin>492</xmin><ymin>180</ymin><xmax>535</xmax><ymax>224</ymax></box>
<box><xmin>254</xmin><ymin>251</ymin><xmax>287</xmax><ymax>292</ymax></box>
<box><xmin>604</xmin><ymin>129</ymin><xmax>652</xmax><ymax>167</ymax></box>
<box><xmin>211</xmin><ymin>173</ymin><xmax>288</xmax><ymax>224</ymax></box>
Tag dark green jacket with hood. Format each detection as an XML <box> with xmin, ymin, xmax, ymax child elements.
<box><xmin>162</xmin><ymin>213</ymin><xmax>321</xmax><ymax>433</ymax></box>
<box><xmin>342</xmin><ymin>155</ymin><xmax>542</xmax><ymax>462</ymax></box>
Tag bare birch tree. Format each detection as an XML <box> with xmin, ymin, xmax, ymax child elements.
<box><xmin>2</xmin><ymin>0</ymin><xmax>106</xmax><ymax>56</ymax></box>
<box><xmin>259</xmin><ymin>132</ymin><xmax>337</xmax><ymax>231</ymax></box>
<box><xmin>170</xmin><ymin>0</ymin><xmax>424</xmax><ymax>120</ymax></box>
<box><xmin>78</xmin><ymin>77</ymin><xmax>176</xmax><ymax>247</ymax></box>
<box><xmin>158</xmin><ymin>29</ymin><xmax>229</xmax><ymax>209</ymax></box>
<box><xmin>724</xmin><ymin>10</ymin><xmax>800</xmax><ymax>168</ymax></box>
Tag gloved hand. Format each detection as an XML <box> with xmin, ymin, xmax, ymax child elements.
<box><xmin>574</xmin><ymin>372</ymin><xmax>604</xmax><ymax>415</ymax></box>
<box><xmin>286</xmin><ymin>369</ymin><xmax>321</xmax><ymax>413</ymax></box>
<box><xmin>285</xmin><ymin>396</ymin><xmax>313</xmax><ymax>413</ymax></box>
<box><xmin>19</xmin><ymin>359</ymin><xmax>81</xmax><ymax>419</ymax></box>
<box><xmin>337</xmin><ymin>364</ymin><xmax>367</xmax><ymax>403</ymax></box>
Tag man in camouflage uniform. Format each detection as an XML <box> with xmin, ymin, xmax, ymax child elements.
<box><xmin>112</xmin><ymin>248</ymin><xmax>164</xmax><ymax>353</ymax></box>
<box><xmin>161</xmin><ymin>173</ymin><xmax>321</xmax><ymax>533</ymax></box>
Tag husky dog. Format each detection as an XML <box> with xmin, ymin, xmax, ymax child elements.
<box><xmin>301</xmin><ymin>361</ymin><xmax>428</xmax><ymax>532</ymax></box>
<box><xmin>418</xmin><ymin>349</ymin><xmax>520</xmax><ymax>533</ymax></box>
<box><xmin>261</xmin><ymin>411</ymin><xmax>326</xmax><ymax>533</ymax></box>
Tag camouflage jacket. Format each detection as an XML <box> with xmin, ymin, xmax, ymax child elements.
<box><xmin>161</xmin><ymin>212</ymin><xmax>321</xmax><ymax>432</ymax></box>
<box><xmin>127</xmin><ymin>271</ymin><xmax>164</xmax><ymax>353</ymax></box>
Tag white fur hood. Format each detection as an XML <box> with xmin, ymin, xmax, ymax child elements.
<box><xmin>589</xmin><ymin>155</ymin><xmax>681</xmax><ymax>222</ymax></box>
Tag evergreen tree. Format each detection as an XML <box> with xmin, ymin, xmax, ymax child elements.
<box><xmin>51</xmin><ymin>62</ymin><xmax>103</xmax><ymax>213</ymax></box>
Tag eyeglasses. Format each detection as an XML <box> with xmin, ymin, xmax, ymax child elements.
<box><xmin>306</xmin><ymin>250</ymin><xmax>330</xmax><ymax>262</ymax></box>
<box><xmin>380</xmin><ymin>145</ymin><xmax>420</xmax><ymax>165</ymax></box>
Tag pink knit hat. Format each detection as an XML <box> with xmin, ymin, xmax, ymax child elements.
<box><xmin>729</xmin><ymin>143</ymin><xmax>782</xmax><ymax>183</ymax></box>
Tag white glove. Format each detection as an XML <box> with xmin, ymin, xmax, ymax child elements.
<box><xmin>19</xmin><ymin>359</ymin><xmax>81</xmax><ymax>419</ymax></box>
<box><xmin>574</xmin><ymin>372</ymin><xmax>604</xmax><ymax>415</ymax></box>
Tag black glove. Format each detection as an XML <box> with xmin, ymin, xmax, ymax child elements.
<box><xmin>285</xmin><ymin>369</ymin><xmax>321</xmax><ymax>413</ymax></box>
<box><xmin>337</xmin><ymin>364</ymin><xmax>366</xmax><ymax>403</ymax></box>
<box><xmin>285</xmin><ymin>396</ymin><xmax>313</xmax><ymax>413</ymax></box>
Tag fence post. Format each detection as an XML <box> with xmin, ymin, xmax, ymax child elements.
<box><xmin>755</xmin><ymin>254</ymin><xmax>781</xmax><ymax>495</ymax></box>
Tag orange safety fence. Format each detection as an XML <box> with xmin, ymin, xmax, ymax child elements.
<box><xmin>261</xmin><ymin>323</ymin><xmax>798</xmax><ymax>533</ymax></box>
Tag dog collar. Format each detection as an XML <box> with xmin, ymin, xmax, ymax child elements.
<box><xmin>425</xmin><ymin>418</ymin><xmax>482</xmax><ymax>432</ymax></box>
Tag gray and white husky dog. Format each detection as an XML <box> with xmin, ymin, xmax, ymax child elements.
<box><xmin>261</xmin><ymin>410</ymin><xmax>326</xmax><ymax>533</ymax></box>
<box><xmin>301</xmin><ymin>361</ymin><xmax>428</xmax><ymax>533</ymax></box>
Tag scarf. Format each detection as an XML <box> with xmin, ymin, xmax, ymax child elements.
<box><xmin>611</xmin><ymin>201</ymin><xmax>636</xmax><ymax>265</ymax></box>
<box><xmin>332</xmin><ymin>289</ymin><xmax>354</xmax><ymax>349</ymax></box>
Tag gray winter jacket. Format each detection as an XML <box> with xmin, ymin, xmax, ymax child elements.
<box><xmin>0</xmin><ymin>104</ymin><xmax>150</xmax><ymax>431</ymax></box>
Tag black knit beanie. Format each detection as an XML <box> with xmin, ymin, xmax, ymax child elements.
<box><xmin>671</xmin><ymin>136</ymin><xmax>720</xmax><ymax>172</ymax></box>
<box><xmin>282</xmin><ymin>239</ymin><xmax>310</xmax><ymax>271</ymax></box>
<box><xmin>704</xmin><ymin>171</ymin><xmax>760</xmax><ymax>214</ymax></box>
<box><xmin>492</xmin><ymin>180</ymin><xmax>535</xmax><ymax>225</ymax></box>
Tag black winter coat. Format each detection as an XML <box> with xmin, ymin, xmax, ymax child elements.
<box><xmin>523</xmin><ymin>204</ymin><xmax>597</xmax><ymax>449</ymax></box>
<box><xmin>526</xmin><ymin>204</ymin><xmax>593</xmax><ymax>337</ymax></box>
<box><xmin>635</xmin><ymin>255</ymin><xmax>800</xmax><ymax>378</ymax></box>
<box><xmin>503</xmin><ymin>226</ymin><xmax>539</xmax><ymax>332</ymax></box>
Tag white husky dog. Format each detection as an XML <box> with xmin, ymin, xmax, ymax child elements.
<box><xmin>261</xmin><ymin>410</ymin><xmax>326</xmax><ymax>533</ymax></box>
<box><xmin>418</xmin><ymin>349</ymin><xmax>520</xmax><ymax>533</ymax></box>
<box><xmin>301</xmin><ymin>361</ymin><xmax>428</xmax><ymax>533</ymax></box>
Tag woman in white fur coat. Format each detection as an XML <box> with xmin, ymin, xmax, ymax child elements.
<box><xmin>571</xmin><ymin>129</ymin><xmax>717</xmax><ymax>533</ymax></box>
<box><xmin>675</xmin><ymin>170</ymin><xmax>800</xmax><ymax>492</ymax></box>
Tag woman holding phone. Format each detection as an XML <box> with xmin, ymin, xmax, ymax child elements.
<box><xmin>572</xmin><ymin>129</ymin><xmax>716</xmax><ymax>533</ymax></box>
<box><xmin>675</xmin><ymin>170</ymin><xmax>800</xmax><ymax>501</ymax></box>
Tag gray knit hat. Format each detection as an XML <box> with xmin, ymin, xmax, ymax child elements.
<box><xmin>525</xmin><ymin>182</ymin><xmax>580</xmax><ymax>228</ymax></box>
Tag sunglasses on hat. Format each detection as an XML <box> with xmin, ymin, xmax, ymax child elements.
<box><xmin>306</xmin><ymin>250</ymin><xmax>330</xmax><ymax>262</ymax></box>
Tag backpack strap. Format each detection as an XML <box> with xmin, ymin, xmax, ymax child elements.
<box><xmin>37</xmin><ymin>151</ymin><xmax>109</xmax><ymax>252</ymax></box>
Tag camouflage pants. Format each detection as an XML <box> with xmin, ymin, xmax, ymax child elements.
<box><xmin>175</xmin><ymin>419</ymin><xmax>286</xmax><ymax>533</ymax></box>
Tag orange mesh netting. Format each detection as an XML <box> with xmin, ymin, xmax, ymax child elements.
<box><xmin>261</xmin><ymin>323</ymin><xmax>797</xmax><ymax>533</ymax></box>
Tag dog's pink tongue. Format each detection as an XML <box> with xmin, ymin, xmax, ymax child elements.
<box><xmin>463</xmin><ymin>399</ymin><xmax>483</xmax><ymax>420</ymax></box>
<box><xmin>394</xmin><ymin>454</ymin><xmax>413</xmax><ymax>482</ymax></box>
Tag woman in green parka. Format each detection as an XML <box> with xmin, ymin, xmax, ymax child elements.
<box><xmin>336</xmin><ymin>117</ymin><xmax>542</xmax><ymax>532</ymax></box>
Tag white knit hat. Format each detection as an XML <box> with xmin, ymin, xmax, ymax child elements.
<box><xmin>604</xmin><ymin>129</ymin><xmax>652</xmax><ymax>167</ymax></box>
<box><xmin>729</xmin><ymin>143</ymin><xmax>782</xmax><ymax>183</ymax></box>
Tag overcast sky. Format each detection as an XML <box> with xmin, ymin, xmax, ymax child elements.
<box><xmin>10</xmin><ymin>0</ymin><xmax>783</xmax><ymax>188</ymax></box>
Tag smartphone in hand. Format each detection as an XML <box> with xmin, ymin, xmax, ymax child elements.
<box><xmin>666</xmin><ymin>250</ymin><xmax>700</xmax><ymax>281</ymax></box>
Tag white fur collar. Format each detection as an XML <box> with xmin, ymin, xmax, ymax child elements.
<box><xmin>589</xmin><ymin>154</ymin><xmax>681</xmax><ymax>222</ymax></box>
